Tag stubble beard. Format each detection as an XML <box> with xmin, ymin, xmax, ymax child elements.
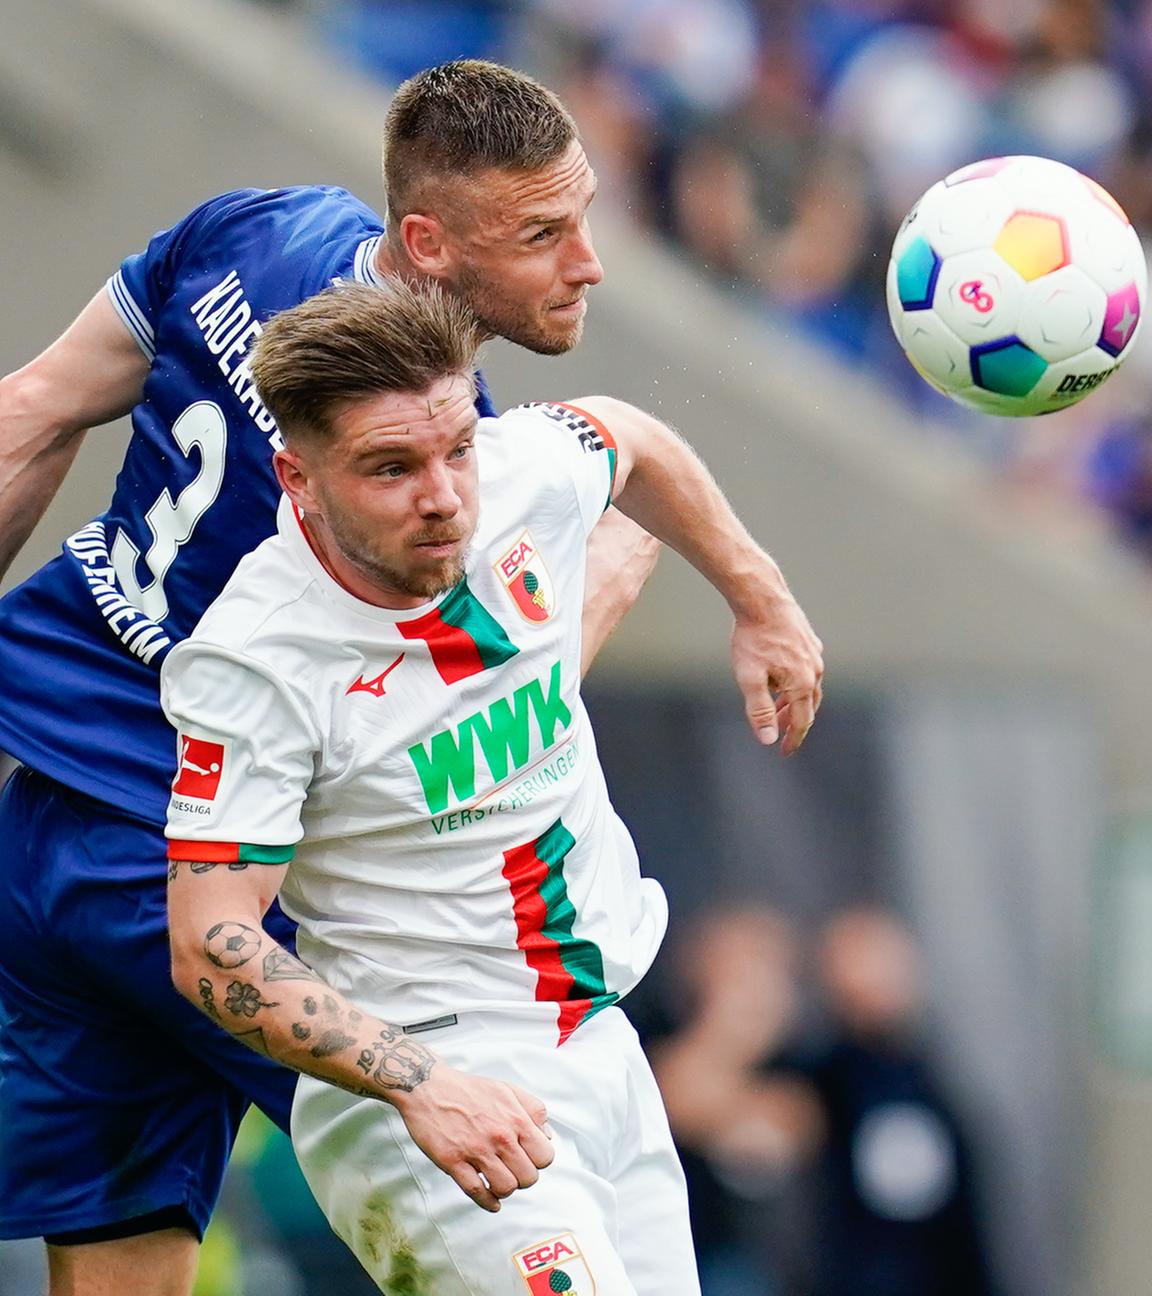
<box><xmin>348</xmin><ymin>545</ymin><xmax>468</xmax><ymax>601</ymax></box>
<box><xmin>455</xmin><ymin>265</ymin><xmax>583</xmax><ymax>356</ymax></box>
<box><xmin>326</xmin><ymin>508</ymin><xmax>469</xmax><ymax>601</ymax></box>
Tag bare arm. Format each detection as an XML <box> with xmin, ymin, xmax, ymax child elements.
<box><xmin>574</xmin><ymin>395</ymin><xmax>824</xmax><ymax>753</ymax></box>
<box><xmin>168</xmin><ymin>857</ymin><xmax>554</xmax><ymax>1212</ymax></box>
<box><xmin>0</xmin><ymin>290</ymin><xmax>149</xmax><ymax>579</ymax></box>
<box><xmin>580</xmin><ymin>506</ymin><xmax>661</xmax><ymax>676</ymax></box>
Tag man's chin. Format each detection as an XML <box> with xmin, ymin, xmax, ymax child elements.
<box><xmin>397</xmin><ymin>556</ymin><xmax>467</xmax><ymax>600</ymax></box>
<box><xmin>477</xmin><ymin>308</ymin><xmax>583</xmax><ymax>357</ymax></box>
<box><xmin>518</xmin><ymin>319</ymin><xmax>584</xmax><ymax>357</ymax></box>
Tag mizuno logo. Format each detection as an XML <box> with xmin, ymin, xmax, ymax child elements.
<box><xmin>347</xmin><ymin>652</ymin><xmax>405</xmax><ymax>698</ymax></box>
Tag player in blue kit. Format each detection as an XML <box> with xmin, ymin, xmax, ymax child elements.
<box><xmin>0</xmin><ymin>60</ymin><xmax>618</xmax><ymax>1296</ymax></box>
<box><xmin>0</xmin><ymin>58</ymin><xmax>821</xmax><ymax>1296</ymax></box>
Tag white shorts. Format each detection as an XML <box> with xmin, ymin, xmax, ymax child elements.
<box><xmin>291</xmin><ymin>1005</ymin><xmax>701</xmax><ymax>1295</ymax></box>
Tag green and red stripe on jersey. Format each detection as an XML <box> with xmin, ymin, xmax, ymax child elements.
<box><xmin>399</xmin><ymin>577</ymin><xmax>519</xmax><ymax>685</ymax></box>
<box><xmin>502</xmin><ymin>818</ymin><xmax>619</xmax><ymax>1045</ymax></box>
<box><xmin>553</xmin><ymin>402</ymin><xmax>618</xmax><ymax>512</ymax></box>
<box><xmin>168</xmin><ymin>840</ymin><xmax>295</xmax><ymax>865</ymax></box>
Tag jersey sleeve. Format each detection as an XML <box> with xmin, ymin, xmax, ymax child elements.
<box><xmin>505</xmin><ymin>401</ymin><xmax>619</xmax><ymax>534</ymax></box>
<box><xmin>106</xmin><ymin>189</ymin><xmax>262</xmax><ymax>362</ymax></box>
<box><xmin>160</xmin><ymin>639</ymin><xmax>318</xmax><ymax>863</ymax></box>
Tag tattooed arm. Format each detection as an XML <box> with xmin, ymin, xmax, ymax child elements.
<box><xmin>167</xmin><ymin>857</ymin><xmax>553</xmax><ymax>1212</ymax></box>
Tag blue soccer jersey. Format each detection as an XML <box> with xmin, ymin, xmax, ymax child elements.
<box><xmin>0</xmin><ymin>186</ymin><xmax>498</xmax><ymax>823</ymax></box>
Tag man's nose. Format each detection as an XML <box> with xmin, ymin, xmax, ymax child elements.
<box><xmin>565</xmin><ymin>221</ymin><xmax>603</xmax><ymax>287</ymax></box>
<box><xmin>417</xmin><ymin>464</ymin><xmax>462</xmax><ymax>516</ymax></box>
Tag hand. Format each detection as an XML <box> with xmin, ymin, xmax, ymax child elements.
<box><xmin>390</xmin><ymin>1064</ymin><xmax>555</xmax><ymax>1212</ymax></box>
<box><xmin>730</xmin><ymin>593</ymin><xmax>823</xmax><ymax>755</ymax></box>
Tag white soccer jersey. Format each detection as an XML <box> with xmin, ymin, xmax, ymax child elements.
<box><xmin>161</xmin><ymin>402</ymin><xmax>668</xmax><ymax>1042</ymax></box>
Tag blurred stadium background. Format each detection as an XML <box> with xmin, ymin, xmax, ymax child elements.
<box><xmin>4</xmin><ymin>0</ymin><xmax>1152</xmax><ymax>1291</ymax></box>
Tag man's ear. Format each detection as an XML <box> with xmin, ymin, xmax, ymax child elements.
<box><xmin>398</xmin><ymin>212</ymin><xmax>458</xmax><ymax>279</ymax></box>
<box><xmin>274</xmin><ymin>446</ymin><xmax>320</xmax><ymax>514</ymax></box>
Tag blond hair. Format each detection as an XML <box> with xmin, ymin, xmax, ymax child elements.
<box><xmin>250</xmin><ymin>280</ymin><xmax>478</xmax><ymax>443</ymax></box>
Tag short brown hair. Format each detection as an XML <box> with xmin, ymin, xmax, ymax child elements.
<box><xmin>382</xmin><ymin>59</ymin><xmax>578</xmax><ymax>219</ymax></box>
<box><xmin>250</xmin><ymin>280</ymin><xmax>479</xmax><ymax>443</ymax></box>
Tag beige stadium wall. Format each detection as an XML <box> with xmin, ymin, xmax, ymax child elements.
<box><xmin>2</xmin><ymin>0</ymin><xmax>1152</xmax><ymax>1289</ymax></box>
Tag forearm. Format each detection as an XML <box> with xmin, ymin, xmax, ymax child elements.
<box><xmin>171</xmin><ymin>905</ymin><xmax>436</xmax><ymax>1104</ymax></box>
<box><xmin>168</xmin><ymin>854</ymin><xmax>554</xmax><ymax>1210</ymax></box>
<box><xmin>0</xmin><ymin>372</ymin><xmax>89</xmax><ymax>580</ymax></box>
<box><xmin>580</xmin><ymin>507</ymin><xmax>661</xmax><ymax>675</ymax></box>
<box><xmin>0</xmin><ymin>291</ymin><xmax>148</xmax><ymax>579</ymax></box>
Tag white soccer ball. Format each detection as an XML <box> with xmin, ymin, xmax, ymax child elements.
<box><xmin>886</xmin><ymin>155</ymin><xmax>1147</xmax><ymax>416</ymax></box>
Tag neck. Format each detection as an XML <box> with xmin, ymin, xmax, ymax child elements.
<box><xmin>372</xmin><ymin>235</ymin><xmax>400</xmax><ymax>280</ymax></box>
<box><xmin>371</xmin><ymin>237</ymin><xmax>497</xmax><ymax>343</ymax></box>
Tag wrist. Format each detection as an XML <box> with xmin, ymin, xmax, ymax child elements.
<box><xmin>350</xmin><ymin>1023</ymin><xmax>440</xmax><ymax>1104</ymax></box>
<box><xmin>724</xmin><ymin>558</ymin><xmax>790</xmax><ymax>622</ymax></box>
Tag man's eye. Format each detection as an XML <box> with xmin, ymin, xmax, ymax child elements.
<box><xmin>378</xmin><ymin>464</ymin><xmax>406</xmax><ymax>478</ymax></box>
<box><xmin>450</xmin><ymin>443</ymin><xmax>473</xmax><ymax>460</ymax></box>
<box><xmin>529</xmin><ymin>227</ymin><xmax>554</xmax><ymax>244</ymax></box>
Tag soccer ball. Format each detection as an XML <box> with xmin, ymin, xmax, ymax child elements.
<box><xmin>204</xmin><ymin>921</ymin><xmax>261</xmax><ymax>968</ymax></box>
<box><xmin>887</xmin><ymin>155</ymin><xmax>1147</xmax><ymax>416</ymax></box>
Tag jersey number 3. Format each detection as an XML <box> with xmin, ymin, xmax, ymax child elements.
<box><xmin>111</xmin><ymin>401</ymin><xmax>228</xmax><ymax>623</ymax></box>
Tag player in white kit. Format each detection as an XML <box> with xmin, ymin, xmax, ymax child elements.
<box><xmin>162</xmin><ymin>280</ymin><xmax>823</xmax><ymax>1295</ymax></box>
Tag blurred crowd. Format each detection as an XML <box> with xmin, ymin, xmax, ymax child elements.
<box><xmin>631</xmin><ymin>905</ymin><xmax>1001</xmax><ymax>1296</ymax></box>
<box><xmin>292</xmin><ymin>0</ymin><xmax>1152</xmax><ymax>565</ymax></box>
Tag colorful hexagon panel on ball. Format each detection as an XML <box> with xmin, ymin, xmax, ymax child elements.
<box><xmin>993</xmin><ymin>212</ymin><xmax>1069</xmax><ymax>281</ymax></box>
<box><xmin>896</xmin><ymin>236</ymin><xmax>941</xmax><ymax>310</ymax></box>
<box><xmin>970</xmin><ymin>338</ymin><xmax>1048</xmax><ymax>397</ymax></box>
<box><xmin>1098</xmin><ymin>282</ymin><xmax>1141</xmax><ymax>357</ymax></box>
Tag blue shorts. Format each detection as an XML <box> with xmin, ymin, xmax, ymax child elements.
<box><xmin>0</xmin><ymin>766</ymin><xmax>299</xmax><ymax>1241</ymax></box>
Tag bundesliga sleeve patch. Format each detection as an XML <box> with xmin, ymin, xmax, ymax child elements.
<box><xmin>172</xmin><ymin>735</ymin><xmax>226</xmax><ymax>800</ymax></box>
<box><xmin>514</xmin><ymin>1233</ymin><xmax>596</xmax><ymax>1294</ymax></box>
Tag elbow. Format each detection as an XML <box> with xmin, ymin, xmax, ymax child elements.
<box><xmin>0</xmin><ymin>366</ymin><xmax>47</xmax><ymax>420</ymax></box>
<box><xmin>170</xmin><ymin>957</ymin><xmax>199</xmax><ymax>1007</ymax></box>
<box><xmin>0</xmin><ymin>366</ymin><xmax>74</xmax><ymax>444</ymax></box>
<box><xmin>168</xmin><ymin>928</ymin><xmax>205</xmax><ymax>1007</ymax></box>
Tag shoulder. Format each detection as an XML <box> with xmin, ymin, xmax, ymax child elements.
<box><xmin>483</xmin><ymin>401</ymin><xmax>621</xmax><ymax>486</ymax></box>
<box><xmin>475</xmin><ymin>402</ymin><xmax>617</xmax><ymax>534</ymax></box>
<box><xmin>251</xmin><ymin>184</ymin><xmax>379</xmax><ymax>222</ymax></box>
<box><xmin>209</xmin><ymin>185</ymin><xmax>380</xmax><ymax>240</ymax></box>
<box><xmin>496</xmin><ymin>400</ymin><xmax>621</xmax><ymax>453</ymax></box>
<box><xmin>172</xmin><ymin>186</ymin><xmax>379</xmax><ymax>257</ymax></box>
<box><xmin>166</xmin><ymin>188</ymin><xmax>278</xmax><ymax>245</ymax></box>
<box><xmin>475</xmin><ymin>406</ymin><xmax>567</xmax><ymax>481</ymax></box>
<box><xmin>190</xmin><ymin>534</ymin><xmax>317</xmax><ymax>657</ymax></box>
